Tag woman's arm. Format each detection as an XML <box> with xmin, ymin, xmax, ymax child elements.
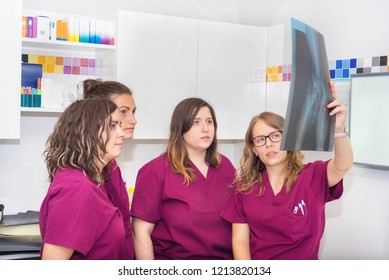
<box><xmin>232</xmin><ymin>223</ymin><xmax>251</xmax><ymax>260</ymax></box>
<box><xmin>132</xmin><ymin>217</ymin><xmax>155</xmax><ymax>260</ymax></box>
<box><xmin>327</xmin><ymin>81</ymin><xmax>354</xmax><ymax>187</ymax></box>
<box><xmin>41</xmin><ymin>243</ymin><xmax>74</xmax><ymax>260</ymax></box>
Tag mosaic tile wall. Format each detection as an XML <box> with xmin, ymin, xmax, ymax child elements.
<box><xmin>21</xmin><ymin>54</ymin><xmax>96</xmax><ymax>76</ymax></box>
<box><xmin>266</xmin><ymin>55</ymin><xmax>389</xmax><ymax>82</ymax></box>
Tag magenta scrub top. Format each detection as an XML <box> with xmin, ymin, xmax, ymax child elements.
<box><xmin>131</xmin><ymin>154</ymin><xmax>235</xmax><ymax>260</ymax></box>
<box><xmin>221</xmin><ymin>160</ymin><xmax>343</xmax><ymax>260</ymax></box>
<box><xmin>103</xmin><ymin>160</ymin><xmax>134</xmax><ymax>259</ymax></box>
<box><xmin>39</xmin><ymin>167</ymin><xmax>126</xmax><ymax>260</ymax></box>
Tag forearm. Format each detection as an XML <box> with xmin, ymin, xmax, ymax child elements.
<box><xmin>333</xmin><ymin>127</ymin><xmax>354</xmax><ymax>172</ymax></box>
<box><xmin>232</xmin><ymin>223</ymin><xmax>251</xmax><ymax>260</ymax></box>
<box><xmin>133</xmin><ymin>235</ymin><xmax>155</xmax><ymax>260</ymax></box>
<box><xmin>132</xmin><ymin>218</ymin><xmax>155</xmax><ymax>260</ymax></box>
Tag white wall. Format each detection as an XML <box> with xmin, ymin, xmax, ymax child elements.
<box><xmin>1</xmin><ymin>0</ymin><xmax>388</xmax><ymax>260</ymax></box>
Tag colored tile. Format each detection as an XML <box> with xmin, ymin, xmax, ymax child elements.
<box><xmin>54</xmin><ymin>65</ymin><xmax>64</xmax><ymax>74</ymax></box>
<box><xmin>46</xmin><ymin>56</ymin><xmax>55</xmax><ymax>65</ymax></box>
<box><xmin>28</xmin><ymin>54</ymin><xmax>38</xmax><ymax>63</ymax></box>
<box><xmin>55</xmin><ymin>56</ymin><xmax>64</xmax><ymax>65</ymax></box>
<box><xmin>335</xmin><ymin>69</ymin><xmax>342</xmax><ymax>78</ymax></box>
<box><xmin>38</xmin><ymin>55</ymin><xmax>46</xmax><ymax>64</ymax></box>
<box><xmin>88</xmin><ymin>67</ymin><xmax>95</xmax><ymax>75</ymax></box>
<box><xmin>277</xmin><ymin>65</ymin><xmax>282</xmax><ymax>73</ymax></box>
<box><xmin>80</xmin><ymin>66</ymin><xmax>88</xmax><ymax>75</ymax></box>
<box><xmin>330</xmin><ymin>69</ymin><xmax>336</xmax><ymax>79</ymax></box>
<box><xmin>72</xmin><ymin>58</ymin><xmax>81</xmax><ymax>67</ymax></box>
<box><xmin>72</xmin><ymin>66</ymin><xmax>80</xmax><ymax>75</ymax></box>
<box><xmin>342</xmin><ymin>59</ymin><xmax>350</xmax><ymax>69</ymax></box>
<box><xmin>22</xmin><ymin>54</ymin><xmax>28</xmax><ymax>63</ymax></box>
<box><xmin>363</xmin><ymin>67</ymin><xmax>371</xmax><ymax>73</ymax></box>
<box><xmin>342</xmin><ymin>69</ymin><xmax>349</xmax><ymax>78</ymax></box>
<box><xmin>356</xmin><ymin>67</ymin><xmax>364</xmax><ymax>74</ymax></box>
<box><xmin>64</xmin><ymin>57</ymin><xmax>72</xmax><ymax>66</ymax></box>
<box><xmin>89</xmin><ymin>59</ymin><xmax>95</xmax><ymax>67</ymax></box>
<box><xmin>41</xmin><ymin>64</ymin><xmax>47</xmax><ymax>73</ymax></box>
<box><xmin>63</xmin><ymin>65</ymin><xmax>72</xmax><ymax>74</ymax></box>
<box><xmin>350</xmin><ymin>58</ymin><xmax>357</xmax><ymax>68</ymax></box>
<box><xmin>277</xmin><ymin>73</ymin><xmax>282</xmax><ymax>81</ymax></box>
<box><xmin>81</xmin><ymin>58</ymin><xmax>89</xmax><ymax>67</ymax></box>
<box><xmin>336</xmin><ymin>60</ymin><xmax>342</xmax><ymax>69</ymax></box>
<box><xmin>372</xmin><ymin>56</ymin><xmax>380</xmax><ymax>66</ymax></box>
<box><xmin>46</xmin><ymin>64</ymin><xmax>55</xmax><ymax>73</ymax></box>
<box><xmin>380</xmin><ymin>56</ymin><xmax>388</xmax><ymax>66</ymax></box>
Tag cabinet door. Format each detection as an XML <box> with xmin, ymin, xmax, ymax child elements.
<box><xmin>197</xmin><ymin>21</ymin><xmax>267</xmax><ymax>139</ymax></box>
<box><xmin>116</xmin><ymin>11</ymin><xmax>198</xmax><ymax>139</ymax></box>
<box><xmin>0</xmin><ymin>0</ymin><xmax>21</xmax><ymax>139</ymax></box>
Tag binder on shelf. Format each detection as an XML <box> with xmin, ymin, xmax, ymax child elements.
<box><xmin>22</xmin><ymin>16</ymin><xmax>27</xmax><ymax>37</ymax></box>
<box><xmin>36</xmin><ymin>16</ymin><xmax>50</xmax><ymax>40</ymax></box>
<box><xmin>21</xmin><ymin>63</ymin><xmax>42</xmax><ymax>88</ymax></box>
<box><xmin>79</xmin><ymin>17</ymin><xmax>90</xmax><ymax>43</ymax></box>
<box><xmin>49</xmin><ymin>20</ymin><xmax>56</xmax><ymax>40</ymax></box>
<box><xmin>26</xmin><ymin>16</ymin><xmax>34</xmax><ymax>38</ymax></box>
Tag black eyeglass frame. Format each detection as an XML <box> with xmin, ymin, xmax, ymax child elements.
<box><xmin>251</xmin><ymin>130</ymin><xmax>283</xmax><ymax>147</ymax></box>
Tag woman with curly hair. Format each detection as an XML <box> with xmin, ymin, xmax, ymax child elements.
<box><xmin>39</xmin><ymin>98</ymin><xmax>125</xmax><ymax>259</ymax></box>
<box><xmin>221</xmin><ymin>82</ymin><xmax>353</xmax><ymax>260</ymax></box>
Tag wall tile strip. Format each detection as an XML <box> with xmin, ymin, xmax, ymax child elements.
<box><xmin>267</xmin><ymin>55</ymin><xmax>389</xmax><ymax>82</ymax></box>
<box><xmin>21</xmin><ymin>54</ymin><xmax>95</xmax><ymax>76</ymax></box>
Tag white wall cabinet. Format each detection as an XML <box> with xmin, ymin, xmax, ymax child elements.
<box><xmin>0</xmin><ymin>0</ymin><xmax>22</xmax><ymax>139</ymax></box>
<box><xmin>117</xmin><ymin>11</ymin><xmax>267</xmax><ymax>139</ymax></box>
<box><xmin>197</xmin><ymin>21</ymin><xmax>267</xmax><ymax>139</ymax></box>
<box><xmin>116</xmin><ymin>11</ymin><xmax>198</xmax><ymax>139</ymax></box>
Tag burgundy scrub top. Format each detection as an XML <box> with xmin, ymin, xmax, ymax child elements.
<box><xmin>131</xmin><ymin>154</ymin><xmax>235</xmax><ymax>260</ymax></box>
<box><xmin>221</xmin><ymin>160</ymin><xmax>343</xmax><ymax>260</ymax></box>
<box><xmin>39</xmin><ymin>167</ymin><xmax>126</xmax><ymax>260</ymax></box>
<box><xmin>103</xmin><ymin>160</ymin><xmax>134</xmax><ymax>259</ymax></box>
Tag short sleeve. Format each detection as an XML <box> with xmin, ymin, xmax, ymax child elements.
<box><xmin>131</xmin><ymin>157</ymin><xmax>166</xmax><ymax>223</ymax></box>
<box><xmin>43</xmin><ymin>177</ymin><xmax>116</xmax><ymax>256</ymax></box>
<box><xmin>220</xmin><ymin>191</ymin><xmax>247</xmax><ymax>224</ymax></box>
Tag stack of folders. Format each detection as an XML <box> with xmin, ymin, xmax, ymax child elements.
<box><xmin>0</xmin><ymin>210</ymin><xmax>42</xmax><ymax>260</ymax></box>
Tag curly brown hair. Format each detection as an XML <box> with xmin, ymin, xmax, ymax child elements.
<box><xmin>44</xmin><ymin>98</ymin><xmax>118</xmax><ymax>184</ymax></box>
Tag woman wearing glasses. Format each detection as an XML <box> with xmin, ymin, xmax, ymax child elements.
<box><xmin>82</xmin><ymin>79</ymin><xmax>137</xmax><ymax>259</ymax></box>
<box><xmin>221</xmin><ymin>82</ymin><xmax>353</xmax><ymax>260</ymax></box>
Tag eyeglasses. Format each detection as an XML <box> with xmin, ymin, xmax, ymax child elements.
<box><xmin>252</xmin><ymin>131</ymin><xmax>283</xmax><ymax>147</ymax></box>
<box><xmin>0</xmin><ymin>204</ymin><xmax>4</xmax><ymax>223</ymax></box>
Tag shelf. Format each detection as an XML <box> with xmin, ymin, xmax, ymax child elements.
<box><xmin>22</xmin><ymin>37</ymin><xmax>115</xmax><ymax>53</ymax></box>
<box><xmin>21</xmin><ymin>107</ymin><xmax>63</xmax><ymax>114</ymax></box>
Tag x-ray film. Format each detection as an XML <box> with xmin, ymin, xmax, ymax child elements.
<box><xmin>281</xmin><ymin>18</ymin><xmax>335</xmax><ymax>151</ymax></box>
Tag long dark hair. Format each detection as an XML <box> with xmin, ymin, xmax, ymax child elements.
<box><xmin>166</xmin><ymin>97</ymin><xmax>220</xmax><ymax>184</ymax></box>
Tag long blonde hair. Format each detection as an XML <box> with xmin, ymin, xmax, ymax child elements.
<box><xmin>234</xmin><ymin>112</ymin><xmax>304</xmax><ymax>195</ymax></box>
